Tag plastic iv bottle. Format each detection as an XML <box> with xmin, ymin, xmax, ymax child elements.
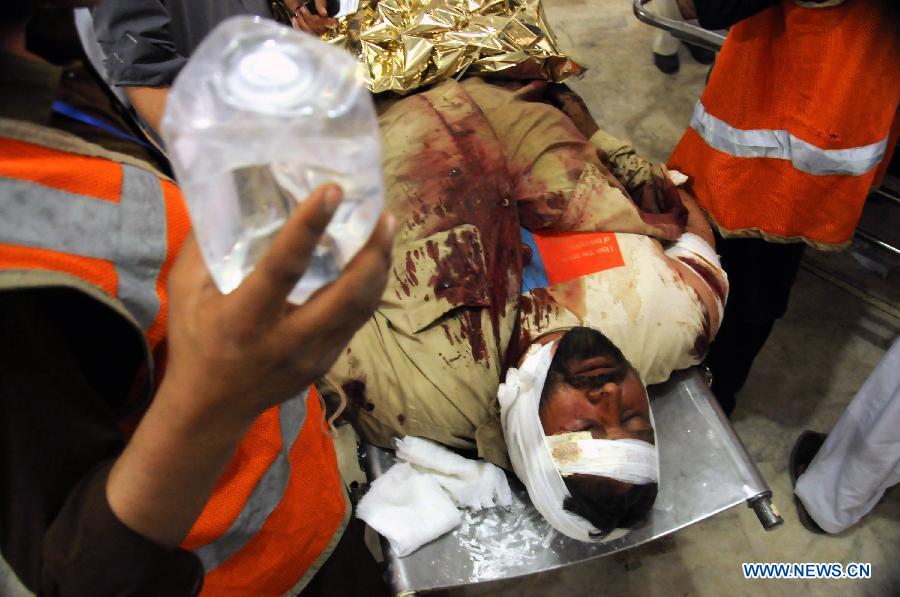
<box><xmin>160</xmin><ymin>16</ymin><xmax>384</xmax><ymax>304</ymax></box>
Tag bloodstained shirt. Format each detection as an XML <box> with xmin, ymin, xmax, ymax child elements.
<box><xmin>320</xmin><ymin>78</ymin><xmax>700</xmax><ymax>469</ymax></box>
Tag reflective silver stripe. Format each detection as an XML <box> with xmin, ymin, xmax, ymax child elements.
<box><xmin>690</xmin><ymin>101</ymin><xmax>888</xmax><ymax>176</ymax></box>
<box><xmin>0</xmin><ymin>177</ymin><xmax>121</xmax><ymax>257</ymax></box>
<box><xmin>115</xmin><ymin>165</ymin><xmax>166</xmax><ymax>329</ymax></box>
<box><xmin>0</xmin><ymin>166</ymin><xmax>167</xmax><ymax>330</ymax></box>
<box><xmin>194</xmin><ymin>389</ymin><xmax>309</xmax><ymax>572</ymax></box>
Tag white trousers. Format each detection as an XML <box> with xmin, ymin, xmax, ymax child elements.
<box><xmin>794</xmin><ymin>337</ymin><xmax>900</xmax><ymax>533</ymax></box>
<box><xmin>651</xmin><ymin>0</ymin><xmax>681</xmax><ymax>55</ymax></box>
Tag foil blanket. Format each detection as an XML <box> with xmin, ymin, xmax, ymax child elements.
<box><xmin>321</xmin><ymin>0</ymin><xmax>584</xmax><ymax>94</ymax></box>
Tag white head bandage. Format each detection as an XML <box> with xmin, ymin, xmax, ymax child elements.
<box><xmin>499</xmin><ymin>340</ymin><xmax>660</xmax><ymax>542</ymax></box>
<box><xmin>545</xmin><ymin>433</ymin><xmax>658</xmax><ymax>484</ymax></box>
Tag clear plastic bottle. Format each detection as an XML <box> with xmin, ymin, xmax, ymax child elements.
<box><xmin>161</xmin><ymin>16</ymin><xmax>384</xmax><ymax>304</ymax></box>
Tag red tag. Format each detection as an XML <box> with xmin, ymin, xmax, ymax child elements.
<box><xmin>533</xmin><ymin>231</ymin><xmax>625</xmax><ymax>285</ymax></box>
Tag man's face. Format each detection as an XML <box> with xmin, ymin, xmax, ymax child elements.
<box><xmin>538</xmin><ymin>331</ymin><xmax>654</xmax><ymax>445</ymax></box>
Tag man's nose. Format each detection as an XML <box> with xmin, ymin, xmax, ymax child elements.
<box><xmin>587</xmin><ymin>383</ymin><xmax>629</xmax><ymax>440</ymax></box>
<box><xmin>588</xmin><ymin>381</ymin><xmax>621</xmax><ymax>404</ymax></box>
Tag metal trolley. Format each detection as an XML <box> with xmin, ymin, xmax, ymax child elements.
<box><xmin>362</xmin><ymin>369</ymin><xmax>782</xmax><ymax>595</ymax></box>
<box><xmin>632</xmin><ymin>0</ymin><xmax>726</xmax><ymax>51</ymax></box>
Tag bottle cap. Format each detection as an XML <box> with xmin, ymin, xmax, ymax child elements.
<box><xmin>220</xmin><ymin>39</ymin><xmax>319</xmax><ymax>114</ymax></box>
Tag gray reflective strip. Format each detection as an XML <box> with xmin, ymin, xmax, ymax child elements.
<box><xmin>194</xmin><ymin>389</ymin><xmax>309</xmax><ymax>572</ymax></box>
<box><xmin>690</xmin><ymin>101</ymin><xmax>888</xmax><ymax>176</ymax></box>
<box><xmin>115</xmin><ymin>165</ymin><xmax>166</xmax><ymax>329</ymax></box>
<box><xmin>0</xmin><ymin>166</ymin><xmax>167</xmax><ymax>329</ymax></box>
<box><xmin>0</xmin><ymin>177</ymin><xmax>121</xmax><ymax>256</ymax></box>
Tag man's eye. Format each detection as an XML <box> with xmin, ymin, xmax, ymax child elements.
<box><xmin>623</xmin><ymin>415</ymin><xmax>647</xmax><ymax>430</ymax></box>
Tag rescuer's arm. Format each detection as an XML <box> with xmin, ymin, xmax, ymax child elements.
<box><xmin>124</xmin><ymin>85</ymin><xmax>169</xmax><ymax>133</ymax></box>
<box><xmin>91</xmin><ymin>1</ymin><xmax>186</xmax><ymax>87</ymax></box>
<box><xmin>0</xmin><ymin>185</ymin><xmax>392</xmax><ymax>596</ymax></box>
<box><xmin>107</xmin><ymin>184</ymin><xmax>394</xmax><ymax>548</ymax></box>
<box><xmin>90</xmin><ymin>1</ymin><xmax>182</xmax><ymax>132</ymax></box>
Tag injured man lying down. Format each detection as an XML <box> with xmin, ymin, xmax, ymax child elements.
<box><xmin>318</xmin><ymin>77</ymin><xmax>728</xmax><ymax>553</ymax></box>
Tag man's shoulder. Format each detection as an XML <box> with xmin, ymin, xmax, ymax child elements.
<box><xmin>0</xmin><ymin>117</ymin><xmax>171</xmax><ymax>182</ymax></box>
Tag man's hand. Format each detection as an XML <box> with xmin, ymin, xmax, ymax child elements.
<box><xmin>632</xmin><ymin>164</ymin><xmax>687</xmax><ymax>217</ymax></box>
<box><xmin>676</xmin><ymin>185</ymin><xmax>715</xmax><ymax>247</ymax></box>
<box><xmin>285</xmin><ymin>0</ymin><xmax>337</xmax><ymax>34</ymax></box>
<box><xmin>107</xmin><ymin>184</ymin><xmax>393</xmax><ymax>547</ymax></box>
<box><xmin>165</xmin><ymin>183</ymin><xmax>394</xmax><ymax>424</ymax></box>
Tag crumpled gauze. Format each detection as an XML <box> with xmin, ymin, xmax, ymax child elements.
<box><xmin>394</xmin><ymin>436</ymin><xmax>513</xmax><ymax>511</ymax></box>
<box><xmin>356</xmin><ymin>462</ymin><xmax>461</xmax><ymax>557</ymax></box>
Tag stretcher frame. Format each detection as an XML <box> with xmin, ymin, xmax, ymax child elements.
<box><xmin>632</xmin><ymin>0</ymin><xmax>726</xmax><ymax>51</ymax></box>
<box><xmin>361</xmin><ymin>368</ymin><xmax>782</xmax><ymax>596</ymax></box>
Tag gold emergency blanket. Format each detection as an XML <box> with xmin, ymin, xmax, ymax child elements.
<box><xmin>322</xmin><ymin>0</ymin><xmax>584</xmax><ymax>94</ymax></box>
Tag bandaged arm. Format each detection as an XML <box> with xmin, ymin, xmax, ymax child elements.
<box><xmin>665</xmin><ymin>232</ymin><xmax>729</xmax><ymax>339</ymax></box>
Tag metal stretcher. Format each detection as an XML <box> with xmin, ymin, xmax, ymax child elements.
<box><xmin>632</xmin><ymin>0</ymin><xmax>726</xmax><ymax>51</ymax></box>
<box><xmin>361</xmin><ymin>368</ymin><xmax>782</xmax><ymax>595</ymax></box>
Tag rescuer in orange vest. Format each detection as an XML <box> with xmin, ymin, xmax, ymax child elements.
<box><xmin>667</xmin><ymin>0</ymin><xmax>900</xmax><ymax>415</ymax></box>
<box><xmin>0</xmin><ymin>3</ymin><xmax>394</xmax><ymax>595</ymax></box>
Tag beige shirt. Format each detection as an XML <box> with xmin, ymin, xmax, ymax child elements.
<box><xmin>321</xmin><ymin>78</ymin><xmax>703</xmax><ymax>468</ymax></box>
<box><xmin>520</xmin><ymin>233</ymin><xmax>718</xmax><ymax>386</ymax></box>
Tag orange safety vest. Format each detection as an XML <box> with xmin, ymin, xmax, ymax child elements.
<box><xmin>0</xmin><ymin>121</ymin><xmax>348</xmax><ymax>596</ymax></box>
<box><xmin>668</xmin><ymin>0</ymin><xmax>900</xmax><ymax>248</ymax></box>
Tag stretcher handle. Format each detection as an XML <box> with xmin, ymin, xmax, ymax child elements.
<box><xmin>632</xmin><ymin>0</ymin><xmax>726</xmax><ymax>52</ymax></box>
<box><xmin>747</xmin><ymin>492</ymin><xmax>784</xmax><ymax>531</ymax></box>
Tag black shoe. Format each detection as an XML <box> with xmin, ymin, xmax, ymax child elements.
<box><xmin>653</xmin><ymin>52</ymin><xmax>679</xmax><ymax>74</ymax></box>
<box><xmin>789</xmin><ymin>430</ymin><xmax>828</xmax><ymax>534</ymax></box>
<box><xmin>684</xmin><ymin>43</ymin><xmax>716</xmax><ymax>65</ymax></box>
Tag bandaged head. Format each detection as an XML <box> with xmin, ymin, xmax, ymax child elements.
<box><xmin>499</xmin><ymin>328</ymin><xmax>659</xmax><ymax>542</ymax></box>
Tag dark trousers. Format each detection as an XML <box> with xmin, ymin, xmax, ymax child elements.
<box><xmin>705</xmin><ymin>235</ymin><xmax>806</xmax><ymax>416</ymax></box>
<box><xmin>297</xmin><ymin>517</ymin><xmax>388</xmax><ymax>597</ymax></box>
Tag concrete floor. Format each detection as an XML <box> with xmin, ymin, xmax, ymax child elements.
<box><xmin>3</xmin><ymin>1</ymin><xmax>897</xmax><ymax>596</ymax></box>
